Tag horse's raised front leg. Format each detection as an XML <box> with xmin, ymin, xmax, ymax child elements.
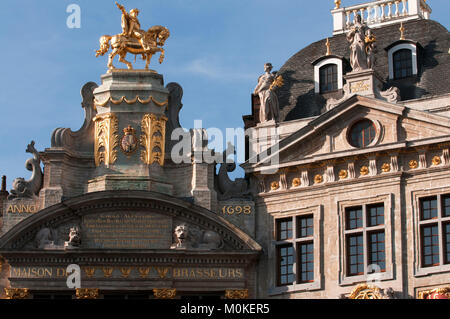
<box><xmin>118</xmin><ymin>52</ymin><xmax>133</xmax><ymax>70</ymax></box>
<box><xmin>145</xmin><ymin>53</ymin><xmax>154</xmax><ymax>70</ymax></box>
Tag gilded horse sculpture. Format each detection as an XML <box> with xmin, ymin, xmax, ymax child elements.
<box><xmin>96</xmin><ymin>3</ymin><xmax>170</xmax><ymax>71</ymax></box>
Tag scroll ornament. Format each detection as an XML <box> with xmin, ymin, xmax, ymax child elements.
<box><xmin>94</xmin><ymin>113</ymin><xmax>119</xmax><ymax>167</ymax></box>
<box><xmin>140</xmin><ymin>113</ymin><xmax>167</xmax><ymax>166</ymax></box>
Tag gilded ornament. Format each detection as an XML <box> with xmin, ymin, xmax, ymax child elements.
<box><xmin>291</xmin><ymin>177</ymin><xmax>301</xmax><ymax>187</ymax></box>
<box><xmin>409</xmin><ymin>159</ymin><xmax>418</xmax><ymax>169</ymax></box>
<box><xmin>153</xmin><ymin>288</ymin><xmax>176</xmax><ymax>299</ymax></box>
<box><xmin>120</xmin><ymin>125</ymin><xmax>139</xmax><ymax>156</ymax></box>
<box><xmin>314</xmin><ymin>174</ymin><xmax>323</xmax><ymax>184</ymax></box>
<box><xmin>269</xmin><ymin>75</ymin><xmax>284</xmax><ymax>91</ymax></box>
<box><xmin>399</xmin><ymin>22</ymin><xmax>405</xmax><ymax>40</ymax></box>
<box><xmin>102</xmin><ymin>267</ymin><xmax>114</xmax><ymax>278</ymax></box>
<box><xmin>140</xmin><ymin>114</ymin><xmax>168</xmax><ymax>166</ymax></box>
<box><xmin>94</xmin><ymin>113</ymin><xmax>119</xmax><ymax>167</ymax></box>
<box><xmin>83</xmin><ymin>267</ymin><xmax>96</xmax><ymax>278</ymax></box>
<box><xmin>76</xmin><ymin>288</ymin><xmax>99</xmax><ymax>299</ymax></box>
<box><xmin>94</xmin><ymin>95</ymin><xmax>168</xmax><ymax>108</ymax></box>
<box><xmin>418</xmin><ymin>287</ymin><xmax>450</xmax><ymax>299</ymax></box>
<box><xmin>348</xmin><ymin>284</ymin><xmax>383</xmax><ymax>299</ymax></box>
<box><xmin>338</xmin><ymin>169</ymin><xmax>348</xmax><ymax>179</ymax></box>
<box><xmin>360</xmin><ymin>166</ymin><xmax>369</xmax><ymax>176</ymax></box>
<box><xmin>225</xmin><ymin>289</ymin><xmax>249</xmax><ymax>299</ymax></box>
<box><xmin>270</xmin><ymin>181</ymin><xmax>280</xmax><ymax>190</ymax></box>
<box><xmin>334</xmin><ymin>0</ymin><xmax>341</xmax><ymax>9</ymax></box>
<box><xmin>381</xmin><ymin>163</ymin><xmax>391</xmax><ymax>173</ymax></box>
<box><xmin>4</xmin><ymin>288</ymin><xmax>29</xmax><ymax>299</ymax></box>
<box><xmin>120</xmin><ymin>267</ymin><xmax>132</xmax><ymax>278</ymax></box>
<box><xmin>432</xmin><ymin>156</ymin><xmax>441</xmax><ymax>166</ymax></box>
<box><xmin>326</xmin><ymin>38</ymin><xmax>331</xmax><ymax>56</ymax></box>
<box><xmin>96</xmin><ymin>3</ymin><xmax>170</xmax><ymax>71</ymax></box>
<box><xmin>138</xmin><ymin>267</ymin><xmax>151</xmax><ymax>278</ymax></box>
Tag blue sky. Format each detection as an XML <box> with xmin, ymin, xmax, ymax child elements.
<box><xmin>0</xmin><ymin>0</ymin><xmax>449</xmax><ymax>189</ymax></box>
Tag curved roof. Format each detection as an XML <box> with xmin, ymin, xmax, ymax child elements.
<box><xmin>276</xmin><ymin>19</ymin><xmax>450</xmax><ymax>122</ymax></box>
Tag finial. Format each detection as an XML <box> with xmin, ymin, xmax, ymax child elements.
<box><xmin>399</xmin><ymin>22</ymin><xmax>405</xmax><ymax>40</ymax></box>
<box><xmin>326</xmin><ymin>38</ymin><xmax>332</xmax><ymax>55</ymax></box>
<box><xmin>334</xmin><ymin>0</ymin><xmax>341</xmax><ymax>9</ymax></box>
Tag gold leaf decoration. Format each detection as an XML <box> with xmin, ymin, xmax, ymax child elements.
<box><xmin>140</xmin><ymin>114</ymin><xmax>168</xmax><ymax>166</ymax></box>
<box><xmin>94</xmin><ymin>113</ymin><xmax>119</xmax><ymax>167</ymax></box>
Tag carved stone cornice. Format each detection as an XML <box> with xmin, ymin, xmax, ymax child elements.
<box><xmin>4</xmin><ymin>288</ymin><xmax>29</xmax><ymax>299</ymax></box>
<box><xmin>225</xmin><ymin>289</ymin><xmax>249</xmax><ymax>299</ymax></box>
<box><xmin>76</xmin><ymin>288</ymin><xmax>99</xmax><ymax>299</ymax></box>
<box><xmin>153</xmin><ymin>288</ymin><xmax>176</xmax><ymax>299</ymax></box>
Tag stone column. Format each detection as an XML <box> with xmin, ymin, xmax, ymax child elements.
<box><xmin>76</xmin><ymin>288</ymin><xmax>99</xmax><ymax>299</ymax></box>
<box><xmin>224</xmin><ymin>289</ymin><xmax>249</xmax><ymax>299</ymax></box>
<box><xmin>153</xmin><ymin>288</ymin><xmax>176</xmax><ymax>299</ymax></box>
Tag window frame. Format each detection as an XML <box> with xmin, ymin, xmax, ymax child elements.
<box><xmin>413</xmin><ymin>189</ymin><xmax>450</xmax><ymax>277</ymax></box>
<box><xmin>319</xmin><ymin>64</ymin><xmax>338</xmax><ymax>93</ymax></box>
<box><xmin>313</xmin><ymin>57</ymin><xmax>344</xmax><ymax>94</ymax></box>
<box><xmin>269</xmin><ymin>205</ymin><xmax>322</xmax><ymax>295</ymax></box>
<box><xmin>387</xmin><ymin>42</ymin><xmax>418</xmax><ymax>80</ymax></box>
<box><xmin>338</xmin><ymin>194</ymin><xmax>394</xmax><ymax>286</ymax></box>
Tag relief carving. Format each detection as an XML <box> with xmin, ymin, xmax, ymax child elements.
<box><xmin>171</xmin><ymin>224</ymin><xmax>223</xmax><ymax>250</ymax></box>
<box><xmin>140</xmin><ymin>113</ymin><xmax>167</xmax><ymax>166</ymax></box>
<box><xmin>64</xmin><ymin>227</ymin><xmax>81</xmax><ymax>250</ymax></box>
<box><xmin>94</xmin><ymin>113</ymin><xmax>119</xmax><ymax>167</ymax></box>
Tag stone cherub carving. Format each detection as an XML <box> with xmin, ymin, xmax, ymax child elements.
<box><xmin>64</xmin><ymin>227</ymin><xmax>81</xmax><ymax>249</ymax></box>
<box><xmin>171</xmin><ymin>224</ymin><xmax>223</xmax><ymax>250</ymax></box>
<box><xmin>8</xmin><ymin>141</ymin><xmax>43</xmax><ymax>200</ymax></box>
<box><xmin>253</xmin><ymin>63</ymin><xmax>283</xmax><ymax>123</ymax></box>
<box><xmin>346</xmin><ymin>14</ymin><xmax>376</xmax><ymax>72</ymax></box>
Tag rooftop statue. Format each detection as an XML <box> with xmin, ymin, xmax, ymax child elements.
<box><xmin>346</xmin><ymin>14</ymin><xmax>376</xmax><ymax>72</ymax></box>
<box><xmin>253</xmin><ymin>63</ymin><xmax>283</xmax><ymax>124</ymax></box>
<box><xmin>96</xmin><ymin>2</ymin><xmax>170</xmax><ymax>71</ymax></box>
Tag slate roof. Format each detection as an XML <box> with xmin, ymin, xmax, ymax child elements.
<box><xmin>275</xmin><ymin>19</ymin><xmax>450</xmax><ymax>122</ymax></box>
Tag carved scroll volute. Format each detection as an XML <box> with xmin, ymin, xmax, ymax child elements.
<box><xmin>94</xmin><ymin>113</ymin><xmax>119</xmax><ymax>167</ymax></box>
<box><xmin>140</xmin><ymin>114</ymin><xmax>168</xmax><ymax>166</ymax></box>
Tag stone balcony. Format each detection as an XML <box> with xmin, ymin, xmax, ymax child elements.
<box><xmin>332</xmin><ymin>0</ymin><xmax>432</xmax><ymax>35</ymax></box>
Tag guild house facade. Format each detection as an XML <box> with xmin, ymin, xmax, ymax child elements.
<box><xmin>0</xmin><ymin>0</ymin><xmax>449</xmax><ymax>299</ymax></box>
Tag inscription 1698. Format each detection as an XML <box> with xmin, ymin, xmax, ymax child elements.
<box><xmin>82</xmin><ymin>212</ymin><xmax>172</xmax><ymax>249</ymax></box>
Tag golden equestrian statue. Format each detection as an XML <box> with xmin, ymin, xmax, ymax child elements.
<box><xmin>96</xmin><ymin>2</ymin><xmax>170</xmax><ymax>71</ymax></box>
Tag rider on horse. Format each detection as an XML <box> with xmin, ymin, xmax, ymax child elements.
<box><xmin>116</xmin><ymin>2</ymin><xmax>147</xmax><ymax>50</ymax></box>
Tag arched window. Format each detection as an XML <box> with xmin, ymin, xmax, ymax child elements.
<box><xmin>393</xmin><ymin>49</ymin><xmax>413</xmax><ymax>79</ymax></box>
<box><xmin>319</xmin><ymin>64</ymin><xmax>338</xmax><ymax>93</ymax></box>
<box><xmin>349</xmin><ymin>119</ymin><xmax>376</xmax><ymax>148</ymax></box>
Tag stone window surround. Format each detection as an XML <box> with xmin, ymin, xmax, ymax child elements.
<box><xmin>387</xmin><ymin>43</ymin><xmax>418</xmax><ymax>80</ymax></box>
<box><xmin>313</xmin><ymin>57</ymin><xmax>344</xmax><ymax>94</ymax></box>
<box><xmin>411</xmin><ymin>187</ymin><xmax>450</xmax><ymax>277</ymax></box>
<box><xmin>337</xmin><ymin>194</ymin><xmax>394</xmax><ymax>286</ymax></box>
<box><xmin>268</xmin><ymin>205</ymin><xmax>323</xmax><ymax>296</ymax></box>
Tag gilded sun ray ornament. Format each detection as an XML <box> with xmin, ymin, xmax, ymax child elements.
<box><xmin>95</xmin><ymin>2</ymin><xmax>170</xmax><ymax>71</ymax></box>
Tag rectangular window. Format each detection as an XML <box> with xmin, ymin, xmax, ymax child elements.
<box><xmin>420</xmin><ymin>196</ymin><xmax>438</xmax><ymax>220</ymax></box>
<box><xmin>368</xmin><ymin>231</ymin><xmax>386</xmax><ymax>272</ymax></box>
<box><xmin>367</xmin><ymin>204</ymin><xmax>385</xmax><ymax>227</ymax></box>
<box><xmin>297</xmin><ymin>215</ymin><xmax>313</xmax><ymax>238</ymax></box>
<box><xmin>347</xmin><ymin>234</ymin><xmax>364</xmax><ymax>276</ymax></box>
<box><xmin>421</xmin><ymin>224</ymin><xmax>440</xmax><ymax>267</ymax></box>
<box><xmin>344</xmin><ymin>203</ymin><xmax>386</xmax><ymax>278</ymax></box>
<box><xmin>274</xmin><ymin>212</ymin><xmax>317</xmax><ymax>288</ymax></box>
<box><xmin>277</xmin><ymin>244</ymin><xmax>294</xmax><ymax>286</ymax></box>
<box><xmin>277</xmin><ymin>218</ymin><xmax>293</xmax><ymax>241</ymax></box>
<box><xmin>443</xmin><ymin>195</ymin><xmax>450</xmax><ymax>218</ymax></box>
<box><xmin>346</xmin><ymin>206</ymin><xmax>363</xmax><ymax>230</ymax></box>
<box><xmin>298</xmin><ymin>242</ymin><xmax>314</xmax><ymax>283</ymax></box>
<box><xmin>445</xmin><ymin>223</ymin><xmax>450</xmax><ymax>264</ymax></box>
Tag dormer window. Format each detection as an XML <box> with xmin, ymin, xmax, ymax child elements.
<box><xmin>386</xmin><ymin>41</ymin><xmax>420</xmax><ymax>80</ymax></box>
<box><xmin>393</xmin><ymin>49</ymin><xmax>413</xmax><ymax>79</ymax></box>
<box><xmin>319</xmin><ymin>64</ymin><xmax>338</xmax><ymax>93</ymax></box>
<box><xmin>312</xmin><ymin>55</ymin><xmax>344</xmax><ymax>94</ymax></box>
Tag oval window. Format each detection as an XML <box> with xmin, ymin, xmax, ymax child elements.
<box><xmin>349</xmin><ymin>120</ymin><xmax>376</xmax><ymax>148</ymax></box>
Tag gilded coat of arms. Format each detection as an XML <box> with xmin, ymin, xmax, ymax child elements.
<box><xmin>120</xmin><ymin>125</ymin><xmax>138</xmax><ymax>155</ymax></box>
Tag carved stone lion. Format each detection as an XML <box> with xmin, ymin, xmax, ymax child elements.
<box><xmin>171</xmin><ymin>224</ymin><xmax>223</xmax><ymax>250</ymax></box>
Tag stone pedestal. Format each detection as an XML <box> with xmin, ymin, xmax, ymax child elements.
<box><xmin>88</xmin><ymin>70</ymin><xmax>171</xmax><ymax>193</ymax></box>
<box><xmin>344</xmin><ymin>69</ymin><xmax>383</xmax><ymax>98</ymax></box>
